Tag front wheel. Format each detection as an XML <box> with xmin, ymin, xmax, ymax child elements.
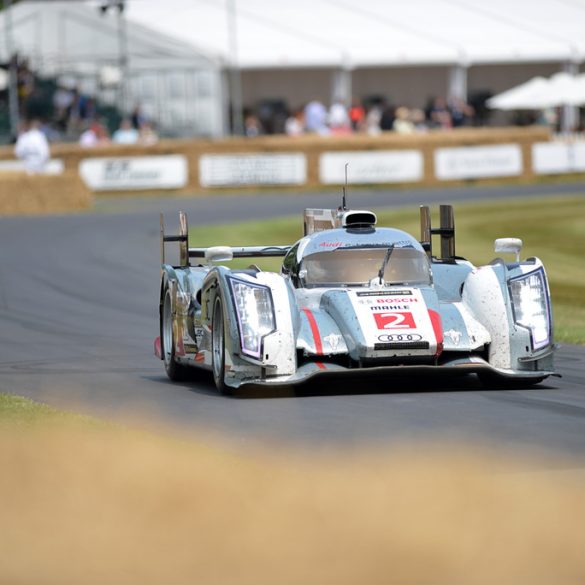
<box><xmin>211</xmin><ymin>296</ymin><xmax>229</xmax><ymax>394</ymax></box>
<box><xmin>161</xmin><ymin>287</ymin><xmax>191</xmax><ymax>381</ymax></box>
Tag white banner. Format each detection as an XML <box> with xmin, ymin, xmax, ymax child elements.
<box><xmin>319</xmin><ymin>150</ymin><xmax>423</xmax><ymax>184</ymax></box>
<box><xmin>434</xmin><ymin>144</ymin><xmax>523</xmax><ymax>180</ymax></box>
<box><xmin>199</xmin><ymin>153</ymin><xmax>306</xmax><ymax>187</ymax></box>
<box><xmin>0</xmin><ymin>159</ymin><xmax>64</xmax><ymax>175</ymax></box>
<box><xmin>532</xmin><ymin>141</ymin><xmax>585</xmax><ymax>174</ymax></box>
<box><xmin>79</xmin><ymin>155</ymin><xmax>188</xmax><ymax>191</ymax></box>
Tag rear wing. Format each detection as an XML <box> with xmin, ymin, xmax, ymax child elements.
<box><xmin>160</xmin><ymin>212</ymin><xmax>290</xmax><ymax>267</ymax></box>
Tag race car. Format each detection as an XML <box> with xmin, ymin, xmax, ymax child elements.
<box><xmin>155</xmin><ymin>204</ymin><xmax>556</xmax><ymax>393</ymax></box>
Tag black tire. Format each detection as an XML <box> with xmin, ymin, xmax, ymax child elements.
<box><xmin>477</xmin><ymin>372</ymin><xmax>548</xmax><ymax>389</ymax></box>
<box><xmin>211</xmin><ymin>295</ymin><xmax>229</xmax><ymax>394</ymax></box>
<box><xmin>161</xmin><ymin>287</ymin><xmax>191</xmax><ymax>382</ymax></box>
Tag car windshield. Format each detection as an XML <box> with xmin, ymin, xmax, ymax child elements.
<box><xmin>302</xmin><ymin>247</ymin><xmax>431</xmax><ymax>287</ymax></box>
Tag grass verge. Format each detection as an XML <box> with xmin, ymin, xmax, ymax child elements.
<box><xmin>0</xmin><ymin>393</ymin><xmax>108</xmax><ymax>428</ymax></box>
<box><xmin>189</xmin><ymin>194</ymin><xmax>585</xmax><ymax>344</ymax></box>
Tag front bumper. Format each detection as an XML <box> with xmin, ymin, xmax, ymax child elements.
<box><xmin>224</xmin><ymin>354</ymin><xmax>556</xmax><ymax>389</ymax></box>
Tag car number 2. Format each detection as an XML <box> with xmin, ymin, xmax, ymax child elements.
<box><xmin>374</xmin><ymin>311</ymin><xmax>416</xmax><ymax>330</ymax></box>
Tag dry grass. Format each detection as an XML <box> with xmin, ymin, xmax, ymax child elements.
<box><xmin>0</xmin><ymin>171</ymin><xmax>92</xmax><ymax>216</ymax></box>
<box><xmin>0</xmin><ymin>424</ymin><xmax>584</xmax><ymax>585</ymax></box>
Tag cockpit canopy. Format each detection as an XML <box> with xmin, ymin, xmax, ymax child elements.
<box><xmin>282</xmin><ymin>227</ymin><xmax>432</xmax><ymax>288</ymax></box>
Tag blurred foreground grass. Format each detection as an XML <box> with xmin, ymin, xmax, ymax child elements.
<box><xmin>190</xmin><ymin>194</ymin><xmax>585</xmax><ymax>344</ymax></box>
<box><xmin>0</xmin><ymin>393</ymin><xmax>106</xmax><ymax>427</ymax></box>
<box><xmin>1</xmin><ymin>411</ymin><xmax>584</xmax><ymax>585</ymax></box>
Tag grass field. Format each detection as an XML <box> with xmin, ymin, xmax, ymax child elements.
<box><xmin>189</xmin><ymin>194</ymin><xmax>585</xmax><ymax>344</ymax></box>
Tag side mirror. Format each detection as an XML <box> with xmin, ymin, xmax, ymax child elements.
<box><xmin>205</xmin><ymin>246</ymin><xmax>233</xmax><ymax>266</ymax></box>
<box><xmin>494</xmin><ymin>238</ymin><xmax>523</xmax><ymax>262</ymax></box>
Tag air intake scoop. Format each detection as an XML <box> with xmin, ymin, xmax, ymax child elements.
<box><xmin>341</xmin><ymin>210</ymin><xmax>377</xmax><ymax>228</ymax></box>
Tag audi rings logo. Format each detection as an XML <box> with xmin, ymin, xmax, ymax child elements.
<box><xmin>377</xmin><ymin>333</ymin><xmax>423</xmax><ymax>342</ymax></box>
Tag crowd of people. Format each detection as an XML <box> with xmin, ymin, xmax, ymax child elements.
<box><xmin>78</xmin><ymin>113</ymin><xmax>159</xmax><ymax>149</ymax></box>
<box><xmin>243</xmin><ymin>96</ymin><xmax>478</xmax><ymax>137</ymax></box>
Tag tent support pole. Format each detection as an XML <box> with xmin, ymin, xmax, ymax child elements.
<box><xmin>3</xmin><ymin>0</ymin><xmax>20</xmax><ymax>138</ymax></box>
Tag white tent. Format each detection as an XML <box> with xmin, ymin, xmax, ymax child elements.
<box><xmin>488</xmin><ymin>73</ymin><xmax>585</xmax><ymax>110</ymax></box>
<box><xmin>0</xmin><ymin>1</ymin><xmax>225</xmax><ymax>137</ymax></box>
<box><xmin>486</xmin><ymin>77</ymin><xmax>552</xmax><ymax>110</ymax></box>
<box><xmin>127</xmin><ymin>0</ymin><xmax>585</xmax><ymax>69</ymax></box>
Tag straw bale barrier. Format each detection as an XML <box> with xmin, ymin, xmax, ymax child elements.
<box><xmin>0</xmin><ymin>171</ymin><xmax>93</xmax><ymax>216</ymax></box>
<box><xmin>0</xmin><ymin>126</ymin><xmax>553</xmax><ymax>196</ymax></box>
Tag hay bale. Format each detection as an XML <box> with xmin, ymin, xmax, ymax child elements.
<box><xmin>0</xmin><ymin>171</ymin><xmax>93</xmax><ymax>216</ymax></box>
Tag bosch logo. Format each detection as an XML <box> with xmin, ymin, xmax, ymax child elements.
<box><xmin>377</xmin><ymin>334</ymin><xmax>423</xmax><ymax>342</ymax></box>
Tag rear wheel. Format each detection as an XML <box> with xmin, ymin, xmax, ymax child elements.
<box><xmin>478</xmin><ymin>372</ymin><xmax>548</xmax><ymax>389</ymax></box>
<box><xmin>211</xmin><ymin>296</ymin><xmax>229</xmax><ymax>394</ymax></box>
<box><xmin>161</xmin><ymin>287</ymin><xmax>191</xmax><ymax>381</ymax></box>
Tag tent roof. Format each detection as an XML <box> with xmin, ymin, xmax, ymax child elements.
<box><xmin>0</xmin><ymin>1</ymin><xmax>222</xmax><ymax>73</ymax></box>
<box><xmin>126</xmin><ymin>0</ymin><xmax>585</xmax><ymax>69</ymax></box>
<box><xmin>488</xmin><ymin>72</ymin><xmax>585</xmax><ymax>109</ymax></box>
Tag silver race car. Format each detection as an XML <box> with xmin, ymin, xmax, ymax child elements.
<box><xmin>155</xmin><ymin>204</ymin><xmax>555</xmax><ymax>393</ymax></box>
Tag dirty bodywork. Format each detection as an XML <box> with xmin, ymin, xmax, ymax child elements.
<box><xmin>155</xmin><ymin>205</ymin><xmax>555</xmax><ymax>392</ymax></box>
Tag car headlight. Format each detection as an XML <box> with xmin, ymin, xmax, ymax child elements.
<box><xmin>508</xmin><ymin>268</ymin><xmax>552</xmax><ymax>351</ymax></box>
<box><xmin>229</xmin><ymin>278</ymin><xmax>276</xmax><ymax>359</ymax></box>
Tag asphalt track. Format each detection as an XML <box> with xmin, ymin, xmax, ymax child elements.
<box><xmin>1</xmin><ymin>182</ymin><xmax>585</xmax><ymax>463</ymax></box>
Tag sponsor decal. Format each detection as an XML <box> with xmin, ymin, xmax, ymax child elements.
<box><xmin>319</xmin><ymin>241</ymin><xmax>344</xmax><ymax>248</ymax></box>
<box><xmin>434</xmin><ymin>144</ymin><xmax>522</xmax><ymax>181</ymax></box>
<box><xmin>357</xmin><ymin>290</ymin><xmax>412</xmax><ymax>297</ymax></box>
<box><xmin>319</xmin><ymin>150</ymin><xmax>423</xmax><ymax>184</ymax></box>
<box><xmin>79</xmin><ymin>155</ymin><xmax>188</xmax><ymax>191</ymax></box>
<box><xmin>444</xmin><ymin>329</ymin><xmax>462</xmax><ymax>346</ymax></box>
<box><xmin>378</xmin><ymin>333</ymin><xmax>423</xmax><ymax>342</ymax></box>
<box><xmin>323</xmin><ymin>333</ymin><xmax>343</xmax><ymax>351</ymax></box>
<box><xmin>348</xmin><ymin>288</ymin><xmax>437</xmax><ymax>355</ymax></box>
<box><xmin>200</xmin><ymin>153</ymin><xmax>306</xmax><ymax>187</ymax></box>
<box><xmin>374</xmin><ymin>312</ymin><xmax>416</xmax><ymax>330</ymax></box>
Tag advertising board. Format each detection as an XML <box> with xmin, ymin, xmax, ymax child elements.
<box><xmin>434</xmin><ymin>144</ymin><xmax>523</xmax><ymax>180</ymax></box>
<box><xmin>199</xmin><ymin>153</ymin><xmax>306</xmax><ymax>187</ymax></box>
<box><xmin>319</xmin><ymin>150</ymin><xmax>423</xmax><ymax>184</ymax></box>
<box><xmin>79</xmin><ymin>155</ymin><xmax>188</xmax><ymax>191</ymax></box>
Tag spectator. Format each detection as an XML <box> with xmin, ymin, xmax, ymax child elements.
<box><xmin>112</xmin><ymin>118</ymin><xmax>139</xmax><ymax>145</ymax></box>
<box><xmin>131</xmin><ymin>104</ymin><xmax>146</xmax><ymax>130</ymax></box>
<box><xmin>328</xmin><ymin>100</ymin><xmax>351</xmax><ymax>134</ymax></box>
<box><xmin>79</xmin><ymin>120</ymin><xmax>110</xmax><ymax>148</ymax></box>
<box><xmin>426</xmin><ymin>96</ymin><xmax>452</xmax><ymax>129</ymax></box>
<box><xmin>304</xmin><ymin>99</ymin><xmax>328</xmax><ymax>134</ymax></box>
<box><xmin>138</xmin><ymin>121</ymin><xmax>159</xmax><ymax>146</ymax></box>
<box><xmin>448</xmin><ymin>97</ymin><xmax>475</xmax><ymax>127</ymax></box>
<box><xmin>380</xmin><ymin>102</ymin><xmax>396</xmax><ymax>131</ymax></box>
<box><xmin>244</xmin><ymin>113</ymin><xmax>261</xmax><ymax>137</ymax></box>
<box><xmin>52</xmin><ymin>85</ymin><xmax>74</xmax><ymax>131</ymax></box>
<box><xmin>349</xmin><ymin>98</ymin><xmax>365</xmax><ymax>132</ymax></box>
<box><xmin>393</xmin><ymin>107</ymin><xmax>415</xmax><ymax>134</ymax></box>
<box><xmin>365</xmin><ymin>103</ymin><xmax>383</xmax><ymax>135</ymax></box>
<box><xmin>285</xmin><ymin>109</ymin><xmax>305</xmax><ymax>136</ymax></box>
<box><xmin>410</xmin><ymin>108</ymin><xmax>428</xmax><ymax>132</ymax></box>
<box><xmin>14</xmin><ymin>119</ymin><xmax>50</xmax><ymax>174</ymax></box>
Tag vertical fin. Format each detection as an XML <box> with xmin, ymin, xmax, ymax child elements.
<box><xmin>420</xmin><ymin>205</ymin><xmax>432</xmax><ymax>258</ymax></box>
<box><xmin>179</xmin><ymin>211</ymin><xmax>189</xmax><ymax>267</ymax></box>
<box><xmin>439</xmin><ymin>204</ymin><xmax>455</xmax><ymax>260</ymax></box>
